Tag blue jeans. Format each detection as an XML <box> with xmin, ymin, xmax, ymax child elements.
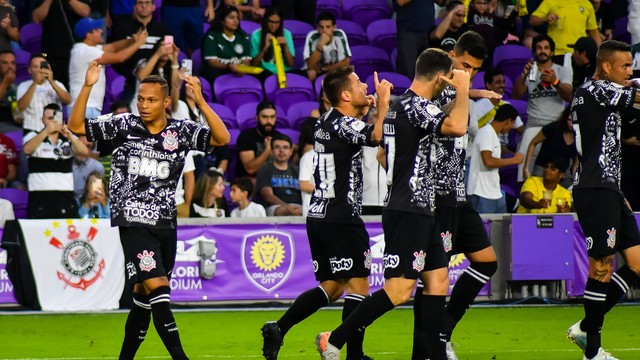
<box><xmin>469</xmin><ymin>193</ymin><xmax>507</xmax><ymax>214</ymax></box>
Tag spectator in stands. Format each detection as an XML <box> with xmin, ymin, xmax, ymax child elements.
<box><xmin>72</xmin><ymin>147</ymin><xmax>105</xmax><ymax>201</ymax></box>
<box><xmin>271</xmin><ymin>0</ymin><xmax>316</xmax><ymax>25</ymax></box>
<box><xmin>162</xmin><ymin>0</ymin><xmax>214</xmax><ymax>55</ymax></box>
<box><xmin>33</xmin><ymin>0</ymin><xmax>92</xmax><ymax>88</ymax></box>
<box><xmin>235</xmin><ymin>100</ymin><xmax>281</xmax><ymax>178</ymax></box>
<box><xmin>512</xmin><ymin>34</ymin><xmax>572</xmax><ymax>182</ymax></box>
<box><xmin>468</xmin><ymin>104</ymin><xmax>523</xmax><ymax>213</ymax></box>
<box><xmin>176</xmin><ymin>151</ymin><xmax>195</xmax><ymax>218</ymax></box>
<box><xmin>77</xmin><ymin>170</ymin><xmax>110</xmax><ymax>218</ymax></box>
<box><xmin>555</xmin><ymin>36</ymin><xmax>598</xmax><ymax>91</ymax></box>
<box><xmin>227</xmin><ymin>0</ymin><xmax>265</xmax><ymax>21</ymax></box>
<box><xmin>0</xmin><ymin>197</ymin><xmax>14</xmax><ymax>225</ymax></box>
<box><xmin>23</xmin><ymin>103</ymin><xmax>90</xmax><ymax>219</ymax></box>
<box><xmin>131</xmin><ymin>39</ymin><xmax>180</xmax><ymax>115</ymax></box>
<box><xmin>190</xmin><ymin>168</ymin><xmax>228</xmax><ymax>218</ymax></box>
<box><xmin>297</xmin><ymin>116</ymin><xmax>315</xmax><ymax>216</ymax></box>
<box><xmin>303</xmin><ymin>11</ymin><xmax>351</xmax><ymax>82</ymax></box>
<box><xmin>395</xmin><ymin>0</ymin><xmax>442</xmax><ymax>79</ymax></box>
<box><xmin>0</xmin><ymin>1</ymin><xmax>19</xmax><ymax>52</ymax></box>
<box><xmin>0</xmin><ymin>131</ymin><xmax>17</xmax><ymax>188</ymax></box>
<box><xmin>105</xmin><ymin>0</ymin><xmax>134</xmax><ymax>30</ymax></box>
<box><xmin>517</xmin><ymin>156</ymin><xmax>572</xmax><ymax>213</ymax></box>
<box><xmin>69</xmin><ymin>17</ymin><xmax>148</xmax><ymax>119</ymax></box>
<box><xmin>201</xmin><ymin>5</ymin><xmax>252</xmax><ymax>86</ymax></box>
<box><xmin>466</xmin><ymin>0</ymin><xmax>518</xmax><ymax>62</ymax></box>
<box><xmin>430</xmin><ymin>0</ymin><xmax>469</xmax><ymax>52</ymax></box>
<box><xmin>229</xmin><ymin>177</ymin><xmax>266</xmax><ymax>217</ymax></box>
<box><xmin>361</xmin><ymin>104</ymin><xmax>386</xmax><ymax>215</ymax></box>
<box><xmin>529</xmin><ymin>0</ymin><xmax>600</xmax><ymax>59</ymax></box>
<box><xmin>256</xmin><ymin>132</ymin><xmax>302</xmax><ymax>216</ymax></box>
<box><xmin>591</xmin><ymin>0</ymin><xmax>614</xmax><ymax>42</ymax></box>
<box><xmin>0</xmin><ymin>50</ymin><xmax>19</xmax><ymax>133</ymax></box>
<box><xmin>17</xmin><ymin>54</ymin><xmax>71</xmax><ymax>133</ymax></box>
<box><xmin>109</xmin><ymin>0</ymin><xmax>171</xmax><ymax>104</ymax></box>
<box><xmin>250</xmin><ymin>7</ymin><xmax>296</xmax><ymax>79</ymax></box>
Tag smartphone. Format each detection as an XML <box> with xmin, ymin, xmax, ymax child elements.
<box><xmin>92</xmin><ymin>178</ymin><xmax>104</xmax><ymax>194</ymax></box>
<box><xmin>40</xmin><ymin>61</ymin><xmax>48</xmax><ymax>69</ymax></box>
<box><xmin>164</xmin><ymin>35</ymin><xmax>174</xmax><ymax>46</ymax></box>
<box><xmin>181</xmin><ymin>59</ymin><xmax>193</xmax><ymax>76</ymax></box>
<box><xmin>53</xmin><ymin>110</ymin><xmax>63</xmax><ymax>124</ymax></box>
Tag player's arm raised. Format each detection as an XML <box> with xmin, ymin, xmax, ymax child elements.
<box><xmin>371</xmin><ymin>71</ymin><xmax>393</xmax><ymax>145</ymax></box>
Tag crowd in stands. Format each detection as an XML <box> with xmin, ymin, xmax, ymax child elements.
<box><xmin>0</xmin><ymin>0</ymin><xmax>639</xmax><ymax>222</ymax></box>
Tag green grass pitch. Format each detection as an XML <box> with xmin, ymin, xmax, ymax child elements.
<box><xmin>0</xmin><ymin>305</ymin><xmax>638</xmax><ymax>359</ymax></box>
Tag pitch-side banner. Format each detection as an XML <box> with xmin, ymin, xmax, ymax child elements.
<box><xmin>0</xmin><ymin>231</ymin><xmax>17</xmax><ymax>304</ymax></box>
<box><xmin>19</xmin><ymin>219</ymin><xmax>124</xmax><ymax>311</ymax></box>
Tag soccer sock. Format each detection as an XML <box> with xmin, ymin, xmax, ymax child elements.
<box><xmin>119</xmin><ymin>292</ymin><xmax>152</xmax><ymax>360</ymax></box>
<box><xmin>343</xmin><ymin>293</ymin><xmax>366</xmax><ymax>360</ymax></box>
<box><xmin>277</xmin><ymin>286</ymin><xmax>330</xmax><ymax>337</ymax></box>
<box><xmin>420</xmin><ymin>295</ymin><xmax>447</xmax><ymax>360</ymax></box>
<box><xmin>582</xmin><ymin>278</ymin><xmax>608</xmax><ymax>359</ymax></box>
<box><xmin>149</xmin><ymin>286</ymin><xmax>188</xmax><ymax>360</ymax></box>
<box><xmin>411</xmin><ymin>286</ymin><xmax>429</xmax><ymax>360</ymax></box>
<box><xmin>328</xmin><ymin>289</ymin><xmax>395</xmax><ymax>350</ymax></box>
<box><xmin>604</xmin><ymin>265</ymin><xmax>640</xmax><ymax>314</ymax></box>
<box><xmin>445</xmin><ymin>261</ymin><xmax>496</xmax><ymax>340</ymax></box>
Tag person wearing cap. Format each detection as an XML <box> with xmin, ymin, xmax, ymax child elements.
<box><xmin>556</xmin><ymin>36</ymin><xmax>598</xmax><ymax>91</ymax></box>
<box><xmin>517</xmin><ymin>157</ymin><xmax>572</xmax><ymax>213</ymax></box>
<box><xmin>235</xmin><ymin>100</ymin><xmax>282</xmax><ymax>178</ymax></box>
<box><xmin>68</xmin><ymin>17</ymin><xmax>148</xmax><ymax>119</ymax></box>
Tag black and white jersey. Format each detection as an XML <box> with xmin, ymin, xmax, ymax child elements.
<box><xmin>307</xmin><ymin>108</ymin><xmax>375</xmax><ymax>223</ymax></box>
<box><xmin>382</xmin><ymin>90</ymin><xmax>446</xmax><ymax>216</ymax></box>
<box><xmin>433</xmin><ymin>85</ymin><xmax>468</xmax><ymax>206</ymax></box>
<box><xmin>86</xmin><ymin>113</ymin><xmax>212</xmax><ymax>228</ymax></box>
<box><xmin>572</xmin><ymin>79</ymin><xmax>637</xmax><ymax>193</ymax></box>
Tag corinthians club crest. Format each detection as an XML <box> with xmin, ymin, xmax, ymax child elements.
<box><xmin>241</xmin><ymin>230</ymin><xmax>294</xmax><ymax>293</ymax></box>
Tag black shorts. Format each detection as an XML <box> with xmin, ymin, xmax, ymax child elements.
<box><xmin>119</xmin><ymin>226</ymin><xmax>178</xmax><ymax>283</ymax></box>
<box><xmin>381</xmin><ymin>209</ymin><xmax>448</xmax><ymax>279</ymax></box>
<box><xmin>574</xmin><ymin>188</ymin><xmax>640</xmax><ymax>257</ymax></box>
<box><xmin>306</xmin><ymin>219</ymin><xmax>371</xmax><ymax>282</ymax></box>
<box><xmin>436</xmin><ymin>203</ymin><xmax>492</xmax><ymax>258</ymax></box>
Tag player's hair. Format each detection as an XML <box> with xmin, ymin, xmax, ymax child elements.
<box><xmin>231</xmin><ymin>177</ymin><xmax>254</xmax><ymax>198</ymax></box>
<box><xmin>316</xmin><ymin>11</ymin><xmax>336</xmax><ymax>25</ymax></box>
<box><xmin>323</xmin><ymin>66</ymin><xmax>355</xmax><ymax>107</ymax></box>
<box><xmin>596</xmin><ymin>40</ymin><xmax>631</xmax><ymax>66</ymax></box>
<box><xmin>532</xmin><ymin>34</ymin><xmax>556</xmax><ymax>53</ymax></box>
<box><xmin>453</xmin><ymin>31</ymin><xmax>488</xmax><ymax>61</ymax></box>
<box><xmin>140</xmin><ymin>75</ymin><xmax>169</xmax><ymax>97</ymax></box>
<box><xmin>494</xmin><ymin>103</ymin><xmax>519</xmax><ymax>122</ymax></box>
<box><xmin>256</xmin><ymin>100</ymin><xmax>276</xmax><ymax>116</ymax></box>
<box><xmin>415</xmin><ymin>48</ymin><xmax>452</xmax><ymax>81</ymax></box>
<box><xmin>271</xmin><ymin>132</ymin><xmax>293</xmax><ymax>148</ymax></box>
<box><xmin>484</xmin><ymin>67</ymin><xmax>504</xmax><ymax>86</ymax></box>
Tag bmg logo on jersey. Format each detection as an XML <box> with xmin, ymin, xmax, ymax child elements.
<box><xmin>329</xmin><ymin>257</ymin><xmax>353</xmax><ymax>273</ymax></box>
<box><xmin>241</xmin><ymin>230</ymin><xmax>294</xmax><ymax>293</ymax></box>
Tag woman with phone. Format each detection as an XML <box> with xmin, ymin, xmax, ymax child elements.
<box><xmin>78</xmin><ymin>171</ymin><xmax>110</xmax><ymax>219</ymax></box>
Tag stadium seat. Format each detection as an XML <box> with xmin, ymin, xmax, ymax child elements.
<box><xmin>0</xmin><ymin>188</ymin><xmax>28</xmax><ymax>219</ymax></box>
<box><xmin>316</xmin><ymin>0</ymin><xmax>342</xmax><ymax>20</ymax></box>
<box><xmin>471</xmin><ymin>71</ymin><xmax>486</xmax><ymax>89</ymax></box>
<box><xmin>278</xmin><ymin>128</ymin><xmax>301</xmax><ymax>146</ymax></box>
<box><xmin>390</xmin><ymin>48</ymin><xmax>397</xmax><ymax>71</ymax></box>
<box><xmin>19</xmin><ymin>22</ymin><xmax>42</xmax><ymax>54</ymax></box>
<box><xmin>203</xmin><ymin>22</ymin><xmax>210</xmax><ymax>34</ymax></box>
<box><xmin>350</xmin><ymin>45</ymin><xmax>393</xmax><ymax>82</ymax></box>
<box><xmin>240</xmin><ymin>20</ymin><xmax>260</xmax><ymax>35</ymax></box>
<box><xmin>287</xmin><ymin>101</ymin><xmax>319</xmax><ymax>130</ymax></box>
<box><xmin>14</xmin><ymin>49</ymin><xmax>30</xmax><ymax>85</ymax></box>
<box><xmin>284</xmin><ymin>20</ymin><xmax>314</xmax><ymax>49</ymax></box>
<box><xmin>314</xmin><ymin>73</ymin><xmax>326</xmax><ymax>99</ymax></box>
<box><xmin>614</xmin><ymin>17</ymin><xmax>631</xmax><ymax>43</ymax></box>
<box><xmin>3</xmin><ymin>130</ymin><xmax>23</xmax><ymax>153</ymax></box>
<box><xmin>191</xmin><ymin>48</ymin><xmax>202</xmax><ymax>75</ymax></box>
<box><xmin>365</xmin><ymin>71</ymin><xmax>411</xmax><ymax>96</ymax></box>
<box><xmin>366</xmin><ymin>19</ymin><xmax>396</xmax><ymax>55</ymax></box>
<box><xmin>209</xmin><ymin>102</ymin><xmax>237</xmax><ymax>129</ymax></box>
<box><xmin>507</xmin><ymin>99</ymin><xmax>528</xmax><ymax>125</ymax></box>
<box><xmin>293</xmin><ymin>45</ymin><xmax>305</xmax><ymax>70</ymax></box>
<box><xmin>343</xmin><ymin>0</ymin><xmax>392</xmax><ymax>31</ymax></box>
<box><xmin>153</xmin><ymin>0</ymin><xmax>162</xmax><ymax>21</ymax></box>
<box><xmin>493</xmin><ymin>44</ymin><xmax>531</xmax><ymax>84</ymax></box>
<box><xmin>236</xmin><ymin>102</ymin><xmax>287</xmax><ymax>130</ymax></box>
<box><xmin>213</xmin><ymin>74</ymin><xmax>264</xmax><ymax>113</ymax></box>
<box><xmin>264</xmin><ymin>73</ymin><xmax>315</xmax><ymax>113</ymax></box>
<box><xmin>198</xmin><ymin>76</ymin><xmax>213</xmax><ymax>103</ymax></box>
<box><xmin>335</xmin><ymin>20</ymin><xmax>367</xmax><ymax>46</ymax></box>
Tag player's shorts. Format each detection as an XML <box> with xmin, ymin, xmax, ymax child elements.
<box><xmin>119</xmin><ymin>226</ymin><xmax>178</xmax><ymax>283</ymax></box>
<box><xmin>381</xmin><ymin>209</ymin><xmax>448</xmax><ymax>279</ymax></box>
<box><xmin>574</xmin><ymin>188</ymin><xmax>640</xmax><ymax>258</ymax></box>
<box><xmin>306</xmin><ymin>218</ymin><xmax>371</xmax><ymax>282</ymax></box>
<box><xmin>436</xmin><ymin>203</ymin><xmax>491</xmax><ymax>258</ymax></box>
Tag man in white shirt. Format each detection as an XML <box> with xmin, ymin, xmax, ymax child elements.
<box><xmin>303</xmin><ymin>11</ymin><xmax>351</xmax><ymax>82</ymax></box>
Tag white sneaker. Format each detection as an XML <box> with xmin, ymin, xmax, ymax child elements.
<box><xmin>567</xmin><ymin>320</ymin><xmax>587</xmax><ymax>351</ymax></box>
<box><xmin>446</xmin><ymin>342</ymin><xmax>458</xmax><ymax>360</ymax></box>
<box><xmin>315</xmin><ymin>332</ymin><xmax>340</xmax><ymax>360</ymax></box>
<box><xmin>583</xmin><ymin>347</ymin><xmax>619</xmax><ymax>360</ymax></box>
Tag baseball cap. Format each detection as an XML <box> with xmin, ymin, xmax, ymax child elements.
<box><xmin>568</xmin><ymin>37</ymin><xmax>597</xmax><ymax>62</ymax></box>
<box><xmin>74</xmin><ymin>18</ymin><xmax>104</xmax><ymax>40</ymax></box>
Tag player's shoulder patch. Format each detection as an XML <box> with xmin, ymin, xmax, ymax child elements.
<box><xmin>426</xmin><ymin>104</ymin><xmax>441</xmax><ymax>116</ymax></box>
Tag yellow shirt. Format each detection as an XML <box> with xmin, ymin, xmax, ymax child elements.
<box><xmin>516</xmin><ymin>176</ymin><xmax>572</xmax><ymax>214</ymax></box>
<box><xmin>531</xmin><ymin>0</ymin><xmax>598</xmax><ymax>55</ymax></box>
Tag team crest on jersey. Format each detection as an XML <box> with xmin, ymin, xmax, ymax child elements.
<box><xmin>234</xmin><ymin>44</ymin><xmax>244</xmax><ymax>54</ymax></box>
<box><xmin>137</xmin><ymin>250</ymin><xmax>157</xmax><ymax>272</ymax></box>
<box><xmin>586</xmin><ymin>236</ymin><xmax>593</xmax><ymax>250</ymax></box>
<box><xmin>161</xmin><ymin>130</ymin><xmax>178</xmax><ymax>151</ymax></box>
<box><xmin>312</xmin><ymin>260</ymin><xmax>319</xmax><ymax>273</ymax></box>
<box><xmin>363</xmin><ymin>249</ymin><xmax>372</xmax><ymax>270</ymax></box>
<box><xmin>241</xmin><ymin>230</ymin><xmax>294</xmax><ymax>292</ymax></box>
<box><xmin>412</xmin><ymin>250</ymin><xmax>426</xmax><ymax>272</ymax></box>
<box><xmin>606</xmin><ymin>228</ymin><xmax>617</xmax><ymax>248</ymax></box>
<box><xmin>441</xmin><ymin>231</ymin><xmax>453</xmax><ymax>253</ymax></box>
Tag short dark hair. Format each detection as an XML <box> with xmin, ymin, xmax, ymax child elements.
<box><xmin>446</xmin><ymin>0</ymin><xmax>464</xmax><ymax>11</ymax></box>
<box><xmin>110</xmin><ymin>101</ymin><xmax>131</xmax><ymax>113</ymax></box>
<box><xmin>271</xmin><ymin>132</ymin><xmax>293</xmax><ymax>147</ymax></box>
<box><xmin>484</xmin><ymin>67</ymin><xmax>503</xmax><ymax>86</ymax></box>
<box><xmin>256</xmin><ymin>100</ymin><xmax>276</xmax><ymax>116</ymax></box>
<box><xmin>140</xmin><ymin>75</ymin><xmax>169</xmax><ymax>97</ymax></box>
<box><xmin>532</xmin><ymin>34</ymin><xmax>556</xmax><ymax>53</ymax></box>
<box><xmin>44</xmin><ymin>103</ymin><xmax>61</xmax><ymax>112</ymax></box>
<box><xmin>316</xmin><ymin>11</ymin><xmax>335</xmax><ymax>25</ymax></box>
<box><xmin>454</xmin><ymin>31</ymin><xmax>488</xmax><ymax>61</ymax></box>
<box><xmin>323</xmin><ymin>66</ymin><xmax>354</xmax><ymax>106</ymax></box>
<box><xmin>597</xmin><ymin>40</ymin><xmax>632</xmax><ymax>67</ymax></box>
<box><xmin>415</xmin><ymin>48</ymin><xmax>452</xmax><ymax>81</ymax></box>
<box><xmin>0</xmin><ymin>49</ymin><xmax>15</xmax><ymax>58</ymax></box>
<box><xmin>494</xmin><ymin>103</ymin><xmax>519</xmax><ymax>122</ymax></box>
<box><xmin>231</xmin><ymin>177</ymin><xmax>254</xmax><ymax>198</ymax></box>
<box><xmin>29</xmin><ymin>53</ymin><xmax>47</xmax><ymax>62</ymax></box>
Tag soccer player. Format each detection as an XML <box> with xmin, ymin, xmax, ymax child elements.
<box><xmin>567</xmin><ymin>40</ymin><xmax>640</xmax><ymax>360</ymax></box>
<box><xmin>260</xmin><ymin>67</ymin><xmax>393</xmax><ymax>360</ymax></box>
<box><xmin>67</xmin><ymin>60</ymin><xmax>230</xmax><ymax>359</ymax></box>
<box><xmin>315</xmin><ymin>48</ymin><xmax>471</xmax><ymax>360</ymax></box>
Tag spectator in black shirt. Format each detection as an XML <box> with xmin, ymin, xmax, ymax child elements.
<box><xmin>430</xmin><ymin>0</ymin><xmax>469</xmax><ymax>52</ymax></box>
<box><xmin>235</xmin><ymin>100</ymin><xmax>281</xmax><ymax>178</ymax></box>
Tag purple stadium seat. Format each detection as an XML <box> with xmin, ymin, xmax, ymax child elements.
<box><xmin>390</xmin><ymin>48</ymin><xmax>397</xmax><ymax>71</ymax></box>
<box><xmin>236</xmin><ymin>101</ymin><xmax>287</xmax><ymax>130</ymax></box>
<box><xmin>499</xmin><ymin>160</ymin><xmax>521</xmax><ymax>198</ymax></box>
<box><xmin>365</xmin><ymin>71</ymin><xmax>411</xmax><ymax>96</ymax></box>
<box><xmin>314</xmin><ymin>73</ymin><xmax>326</xmax><ymax>99</ymax></box>
<box><xmin>105</xmin><ymin>65</ymin><xmax>119</xmax><ymax>83</ymax></box>
<box><xmin>203</xmin><ymin>22</ymin><xmax>210</xmax><ymax>34</ymax></box>
<box><xmin>471</xmin><ymin>71</ymin><xmax>486</xmax><ymax>89</ymax></box>
<box><xmin>19</xmin><ymin>22</ymin><xmax>42</xmax><ymax>54</ymax></box>
<box><xmin>350</xmin><ymin>45</ymin><xmax>393</xmax><ymax>82</ymax></box>
<box><xmin>284</xmin><ymin>20</ymin><xmax>314</xmax><ymax>49</ymax></box>
<box><xmin>507</xmin><ymin>99</ymin><xmax>528</xmax><ymax>125</ymax></box>
<box><xmin>191</xmin><ymin>48</ymin><xmax>202</xmax><ymax>75</ymax></box>
<box><xmin>14</xmin><ymin>49</ymin><xmax>30</xmax><ymax>84</ymax></box>
<box><xmin>198</xmin><ymin>76</ymin><xmax>213</xmax><ymax>103</ymax></box>
<box><xmin>4</xmin><ymin>130</ymin><xmax>22</xmax><ymax>152</ymax></box>
<box><xmin>240</xmin><ymin>20</ymin><xmax>260</xmax><ymax>35</ymax></box>
<box><xmin>335</xmin><ymin>20</ymin><xmax>367</xmax><ymax>46</ymax></box>
<box><xmin>228</xmin><ymin>128</ymin><xmax>241</xmax><ymax>147</ymax></box>
<box><xmin>209</xmin><ymin>102</ymin><xmax>237</xmax><ymax>129</ymax></box>
<box><xmin>108</xmin><ymin>75</ymin><xmax>126</xmax><ymax>103</ymax></box>
<box><xmin>178</xmin><ymin>51</ymin><xmax>188</xmax><ymax>65</ymax></box>
<box><xmin>293</xmin><ymin>45</ymin><xmax>305</xmax><ymax>70</ymax></box>
<box><xmin>316</xmin><ymin>0</ymin><xmax>342</xmax><ymax>20</ymax></box>
<box><xmin>343</xmin><ymin>0</ymin><xmax>392</xmax><ymax>31</ymax></box>
<box><xmin>153</xmin><ymin>0</ymin><xmax>162</xmax><ymax>21</ymax></box>
<box><xmin>367</xmin><ymin>19</ymin><xmax>396</xmax><ymax>55</ymax></box>
<box><xmin>0</xmin><ymin>188</ymin><xmax>28</xmax><ymax>219</ymax></box>
<box><xmin>503</xmin><ymin>76</ymin><xmax>513</xmax><ymax>99</ymax></box>
<box><xmin>287</xmin><ymin>101</ymin><xmax>319</xmax><ymax>130</ymax></box>
<box><xmin>213</xmin><ymin>74</ymin><xmax>264</xmax><ymax>113</ymax></box>
<box><xmin>264</xmin><ymin>73</ymin><xmax>314</xmax><ymax>112</ymax></box>
<box><xmin>614</xmin><ymin>17</ymin><xmax>631</xmax><ymax>43</ymax></box>
<box><xmin>492</xmin><ymin>44</ymin><xmax>531</xmax><ymax>84</ymax></box>
<box><xmin>278</xmin><ymin>128</ymin><xmax>301</xmax><ymax>146</ymax></box>
<box><xmin>261</xmin><ymin>0</ymin><xmax>272</xmax><ymax>6</ymax></box>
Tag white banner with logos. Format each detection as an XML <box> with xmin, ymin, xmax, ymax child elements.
<box><xmin>20</xmin><ymin>219</ymin><xmax>124</xmax><ymax>311</ymax></box>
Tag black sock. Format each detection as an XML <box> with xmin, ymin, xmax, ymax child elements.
<box><xmin>119</xmin><ymin>292</ymin><xmax>151</xmax><ymax>360</ymax></box>
<box><xmin>412</xmin><ymin>285</ymin><xmax>429</xmax><ymax>360</ymax></box>
<box><xmin>582</xmin><ymin>278</ymin><xmax>608</xmax><ymax>359</ymax></box>
<box><xmin>329</xmin><ymin>289</ymin><xmax>395</xmax><ymax>350</ymax></box>
<box><xmin>344</xmin><ymin>293</ymin><xmax>366</xmax><ymax>360</ymax></box>
<box><xmin>605</xmin><ymin>265</ymin><xmax>640</xmax><ymax>313</ymax></box>
<box><xmin>149</xmin><ymin>286</ymin><xmax>188</xmax><ymax>360</ymax></box>
<box><xmin>446</xmin><ymin>261</ymin><xmax>496</xmax><ymax>339</ymax></box>
<box><xmin>421</xmin><ymin>295</ymin><xmax>447</xmax><ymax>360</ymax></box>
<box><xmin>278</xmin><ymin>286</ymin><xmax>330</xmax><ymax>336</ymax></box>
